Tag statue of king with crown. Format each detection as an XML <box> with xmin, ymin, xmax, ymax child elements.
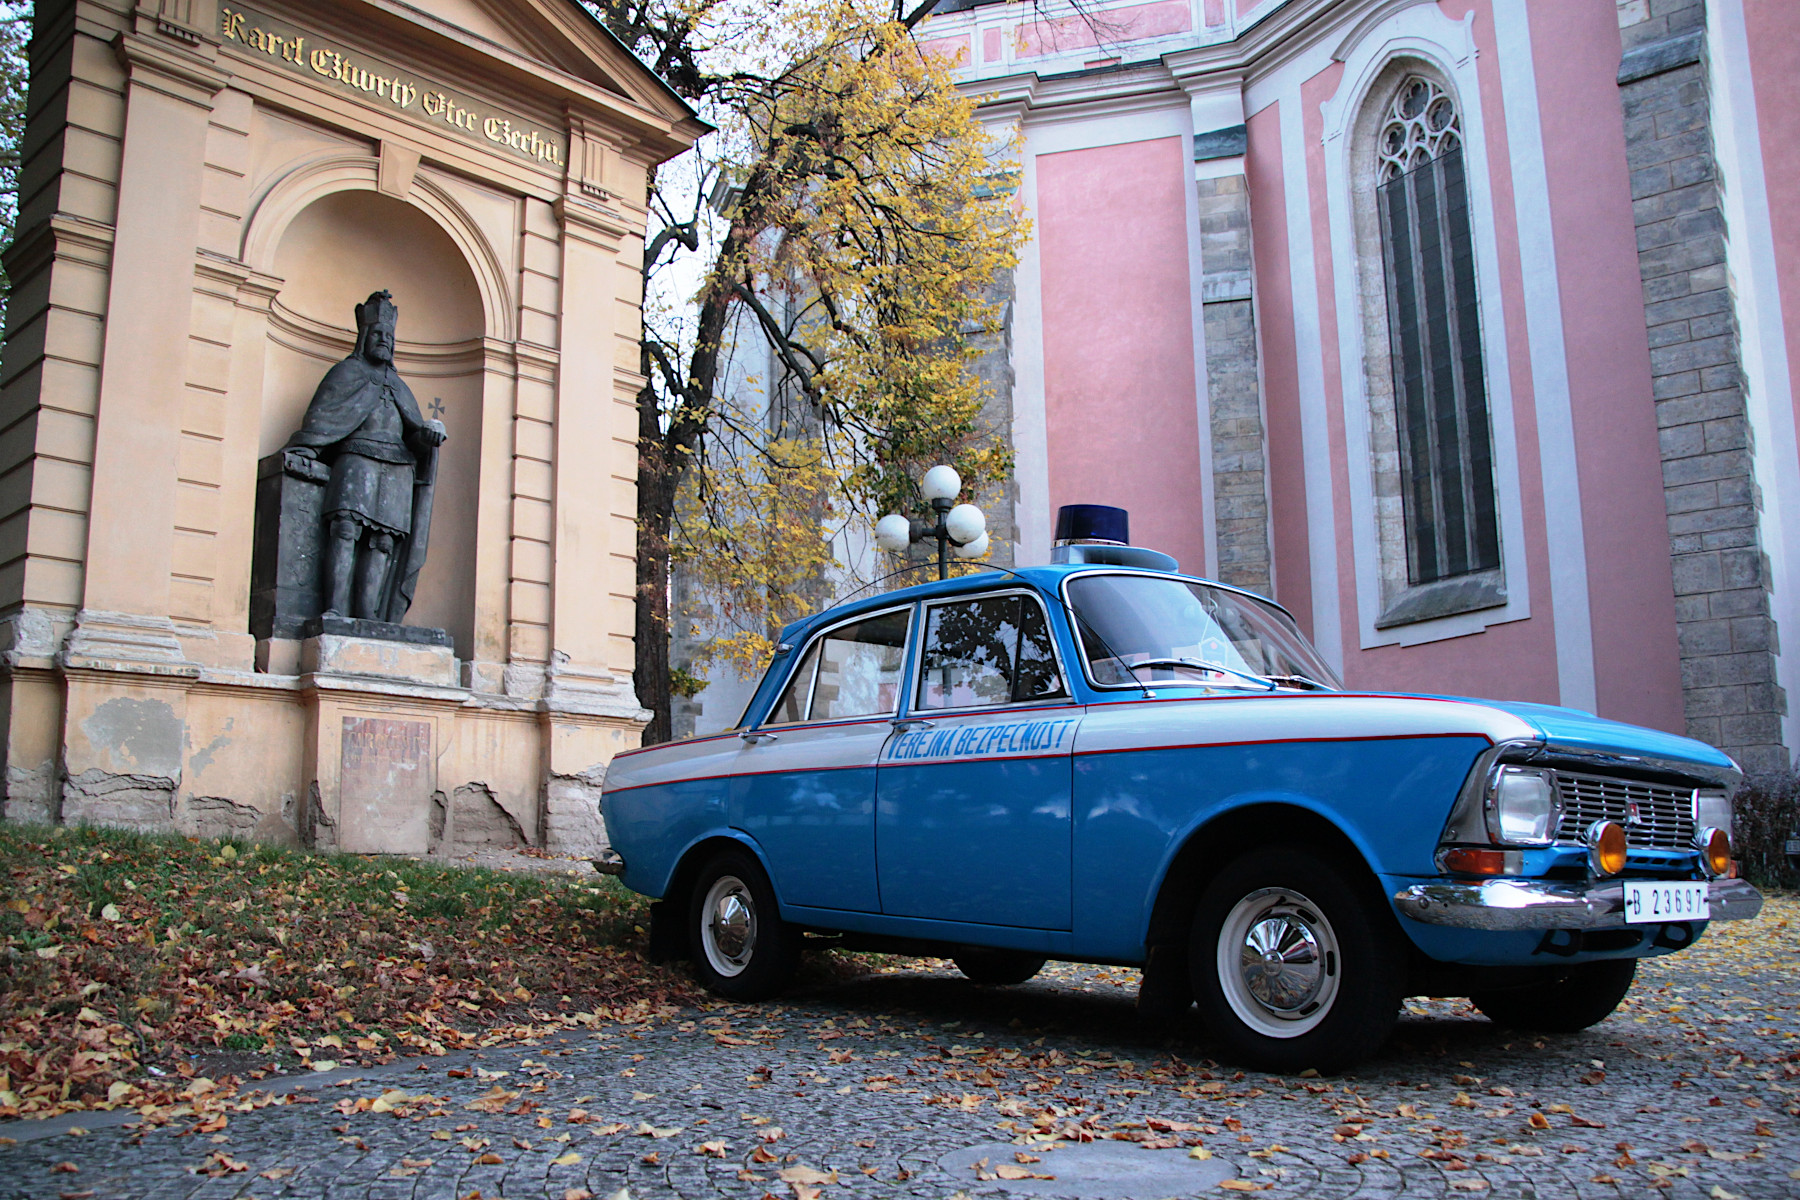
<box><xmin>284</xmin><ymin>290</ymin><xmax>447</xmax><ymax>625</ymax></box>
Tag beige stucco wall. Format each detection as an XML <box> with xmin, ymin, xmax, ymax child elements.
<box><xmin>0</xmin><ymin>0</ymin><xmax>702</xmax><ymax>853</ymax></box>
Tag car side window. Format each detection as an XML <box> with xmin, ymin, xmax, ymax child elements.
<box><xmin>917</xmin><ymin>594</ymin><xmax>1069</xmax><ymax>711</ymax></box>
<box><xmin>770</xmin><ymin>609</ymin><xmax>910</xmax><ymax>724</ymax></box>
<box><xmin>770</xmin><ymin>642</ymin><xmax>822</xmax><ymax>724</ymax></box>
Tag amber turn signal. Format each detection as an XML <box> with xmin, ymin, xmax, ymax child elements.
<box><xmin>1440</xmin><ymin>847</ymin><xmax>1521</xmax><ymax>876</ymax></box>
<box><xmin>1697</xmin><ymin>826</ymin><xmax>1732</xmax><ymax>878</ymax></box>
<box><xmin>1585</xmin><ymin>820</ymin><xmax>1628</xmax><ymax>877</ymax></box>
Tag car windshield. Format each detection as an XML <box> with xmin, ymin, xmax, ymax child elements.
<box><xmin>1066</xmin><ymin>573</ymin><xmax>1342</xmax><ymax>691</ymax></box>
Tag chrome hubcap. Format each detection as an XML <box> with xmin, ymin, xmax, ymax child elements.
<box><xmin>702</xmin><ymin>876</ymin><xmax>757</xmax><ymax>977</ymax></box>
<box><xmin>1216</xmin><ymin>886</ymin><xmax>1341</xmax><ymax>1039</ymax></box>
<box><xmin>1240</xmin><ymin>913</ymin><xmax>1324</xmax><ymax>1011</ymax></box>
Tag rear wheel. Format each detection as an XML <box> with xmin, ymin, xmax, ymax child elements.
<box><xmin>687</xmin><ymin>849</ymin><xmax>800</xmax><ymax>1001</ymax></box>
<box><xmin>1189</xmin><ymin>846</ymin><xmax>1402</xmax><ymax>1073</ymax></box>
<box><xmin>953</xmin><ymin>948</ymin><xmax>1047</xmax><ymax>986</ymax></box>
<box><xmin>1470</xmin><ymin>959</ymin><xmax>1637</xmax><ymax>1032</ymax></box>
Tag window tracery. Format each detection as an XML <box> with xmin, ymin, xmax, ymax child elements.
<box><xmin>1378</xmin><ymin>76</ymin><xmax>1461</xmax><ymax>181</ymax></box>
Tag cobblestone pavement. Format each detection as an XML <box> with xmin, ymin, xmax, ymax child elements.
<box><xmin>3</xmin><ymin>899</ymin><xmax>1796</xmax><ymax>1200</ymax></box>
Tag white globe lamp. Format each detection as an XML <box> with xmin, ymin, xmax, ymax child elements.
<box><xmin>874</xmin><ymin>513</ymin><xmax>912</xmax><ymax>554</ymax></box>
<box><xmin>921</xmin><ymin>464</ymin><xmax>962</xmax><ymax>503</ymax></box>
<box><xmin>953</xmin><ymin>532</ymin><xmax>990</xmax><ymax>560</ymax></box>
<box><xmin>944</xmin><ymin>503</ymin><xmax>985</xmax><ymax>546</ymax></box>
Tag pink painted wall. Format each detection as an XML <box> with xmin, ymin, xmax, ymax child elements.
<box><xmin>1245</xmin><ymin>103</ymin><xmax>1314</xmax><ymax>637</ymax></box>
<box><xmin>1036</xmin><ymin>136</ymin><xmax>1207</xmax><ymax>572</ymax></box>
<box><xmin>1528</xmin><ymin>2</ymin><xmax>1685</xmax><ymax>732</ymax></box>
<box><xmin>1017</xmin><ymin>0</ymin><xmax>1190</xmax><ymax>59</ymax></box>
<box><xmin>1745</xmin><ymin>0</ymin><xmax>1800</xmax><ymax>456</ymax></box>
<box><xmin>916</xmin><ymin>35</ymin><xmax>970</xmax><ymax>65</ymax></box>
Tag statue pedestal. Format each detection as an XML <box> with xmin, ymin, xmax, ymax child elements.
<box><xmin>301</xmin><ymin>617</ymin><xmax>457</xmax><ymax>687</ymax></box>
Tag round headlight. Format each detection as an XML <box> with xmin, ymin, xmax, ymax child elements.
<box><xmin>1696</xmin><ymin>826</ymin><xmax>1731</xmax><ymax>878</ymax></box>
<box><xmin>1491</xmin><ymin>766</ymin><xmax>1559</xmax><ymax>845</ymax></box>
<box><xmin>1586</xmin><ymin>819</ymin><xmax>1628</xmax><ymax>878</ymax></box>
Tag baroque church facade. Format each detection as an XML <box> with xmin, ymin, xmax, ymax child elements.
<box><xmin>910</xmin><ymin>0</ymin><xmax>1798</xmax><ymax>776</ymax></box>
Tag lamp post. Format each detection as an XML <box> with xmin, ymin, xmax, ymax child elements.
<box><xmin>874</xmin><ymin>465</ymin><xmax>989</xmax><ymax>581</ymax></box>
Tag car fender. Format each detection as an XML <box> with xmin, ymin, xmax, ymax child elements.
<box><xmin>635</xmin><ymin>824</ymin><xmax>777</xmax><ymax>906</ymax></box>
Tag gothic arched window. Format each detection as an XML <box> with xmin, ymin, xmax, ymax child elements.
<box><xmin>1377</xmin><ymin>77</ymin><xmax>1499</xmax><ymax>588</ymax></box>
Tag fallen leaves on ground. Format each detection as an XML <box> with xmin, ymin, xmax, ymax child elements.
<box><xmin>0</xmin><ymin>823</ymin><xmax>696</xmax><ymax>1118</ymax></box>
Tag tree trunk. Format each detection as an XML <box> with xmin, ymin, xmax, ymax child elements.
<box><xmin>634</xmin><ymin>377</ymin><xmax>677</xmax><ymax>747</ymax></box>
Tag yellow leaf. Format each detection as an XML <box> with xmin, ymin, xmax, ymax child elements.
<box><xmin>100</xmin><ymin>903</ymin><xmax>121</xmax><ymax>921</ymax></box>
<box><xmin>778</xmin><ymin>1164</ymin><xmax>838</xmax><ymax>1185</ymax></box>
<box><xmin>552</xmin><ymin>1152</ymin><xmax>582</xmax><ymax>1166</ymax></box>
<box><xmin>1190</xmin><ymin>1147</ymin><xmax>1213</xmax><ymax>1160</ymax></box>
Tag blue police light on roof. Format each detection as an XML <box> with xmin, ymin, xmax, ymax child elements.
<box><xmin>1053</xmin><ymin>503</ymin><xmax>1130</xmax><ymax>547</ymax></box>
<box><xmin>1048</xmin><ymin>505</ymin><xmax>1179</xmax><ymax>572</ymax></box>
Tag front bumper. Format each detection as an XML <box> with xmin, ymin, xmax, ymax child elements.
<box><xmin>1393</xmin><ymin>876</ymin><xmax>1763</xmax><ymax>932</ymax></box>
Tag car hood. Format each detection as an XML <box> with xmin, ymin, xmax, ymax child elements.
<box><xmin>1433</xmin><ymin>696</ymin><xmax>1738</xmax><ymax>776</ymax></box>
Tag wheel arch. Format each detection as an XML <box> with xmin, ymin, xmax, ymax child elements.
<box><xmin>657</xmin><ymin>831</ymin><xmax>775</xmax><ymax>935</ymax></box>
<box><xmin>1143</xmin><ymin>801</ymin><xmax>1395</xmax><ymax>959</ymax></box>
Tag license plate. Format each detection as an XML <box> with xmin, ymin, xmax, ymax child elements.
<box><xmin>1622</xmin><ymin>880</ymin><xmax>1709</xmax><ymax>924</ymax></box>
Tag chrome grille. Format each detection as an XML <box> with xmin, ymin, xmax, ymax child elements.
<box><xmin>1553</xmin><ymin>772</ymin><xmax>1695</xmax><ymax>850</ymax></box>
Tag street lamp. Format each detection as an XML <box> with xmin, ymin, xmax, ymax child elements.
<box><xmin>874</xmin><ymin>464</ymin><xmax>988</xmax><ymax>581</ymax></box>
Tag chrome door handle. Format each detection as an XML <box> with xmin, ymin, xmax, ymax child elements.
<box><xmin>741</xmin><ymin>730</ymin><xmax>778</xmax><ymax>745</ymax></box>
<box><xmin>890</xmin><ymin>717</ymin><xmax>934</xmax><ymax>731</ymax></box>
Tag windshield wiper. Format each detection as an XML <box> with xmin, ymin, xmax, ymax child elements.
<box><xmin>1127</xmin><ymin>658</ymin><xmax>1278</xmax><ymax>691</ymax></box>
<box><xmin>1263</xmin><ymin>673</ymin><xmax>1332</xmax><ymax>691</ymax></box>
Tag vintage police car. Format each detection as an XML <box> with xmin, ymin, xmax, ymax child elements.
<box><xmin>600</xmin><ymin>508</ymin><xmax>1763</xmax><ymax>1071</ymax></box>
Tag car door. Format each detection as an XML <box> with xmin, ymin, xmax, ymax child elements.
<box><xmin>875</xmin><ymin>590</ymin><xmax>1079</xmax><ymax>929</ymax></box>
<box><xmin>731</xmin><ymin>606</ymin><xmax>911</xmax><ymax>915</ymax></box>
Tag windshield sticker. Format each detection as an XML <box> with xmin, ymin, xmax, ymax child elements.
<box><xmin>886</xmin><ymin>718</ymin><xmax>1077</xmax><ymax>762</ymax></box>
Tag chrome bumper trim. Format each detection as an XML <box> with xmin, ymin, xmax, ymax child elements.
<box><xmin>591</xmin><ymin>848</ymin><xmax>626</xmax><ymax>877</ymax></box>
<box><xmin>1393</xmin><ymin>877</ymin><xmax>1763</xmax><ymax>932</ymax></box>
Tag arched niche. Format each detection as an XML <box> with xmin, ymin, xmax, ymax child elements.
<box><xmin>262</xmin><ymin>187</ymin><xmax>486</xmax><ymax>659</ymax></box>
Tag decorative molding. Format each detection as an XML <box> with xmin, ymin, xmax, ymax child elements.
<box><xmin>543</xmin><ymin>655</ymin><xmax>649</xmax><ymax>723</ymax></box>
<box><xmin>112</xmin><ymin>30</ymin><xmax>227</xmax><ymax>109</ymax></box>
<box><xmin>241</xmin><ymin>152</ymin><xmax>518</xmax><ymax>343</ymax></box>
<box><xmin>59</xmin><ymin>610</ymin><xmax>203</xmax><ymax>678</ymax></box>
<box><xmin>377</xmin><ymin>138</ymin><xmax>423</xmax><ymax>199</ymax></box>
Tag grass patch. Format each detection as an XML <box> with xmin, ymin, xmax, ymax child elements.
<box><xmin>0</xmin><ymin>823</ymin><xmax>694</xmax><ymax>1118</ymax></box>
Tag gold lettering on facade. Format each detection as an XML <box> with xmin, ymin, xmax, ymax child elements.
<box><xmin>219</xmin><ymin>5</ymin><xmax>565</xmax><ymax>168</ymax></box>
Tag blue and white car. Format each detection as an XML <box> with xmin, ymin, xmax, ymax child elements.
<box><xmin>600</xmin><ymin>511</ymin><xmax>1762</xmax><ymax>1071</ymax></box>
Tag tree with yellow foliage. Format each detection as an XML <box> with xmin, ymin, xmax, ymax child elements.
<box><xmin>584</xmin><ymin>0</ymin><xmax>1024</xmax><ymax>743</ymax></box>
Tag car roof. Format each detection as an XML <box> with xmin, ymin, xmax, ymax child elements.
<box><xmin>774</xmin><ymin>562</ymin><xmax>1294</xmax><ymax>646</ymax></box>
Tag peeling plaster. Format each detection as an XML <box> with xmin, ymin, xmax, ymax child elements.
<box><xmin>544</xmin><ymin>771</ymin><xmax>609</xmax><ymax>858</ymax></box>
<box><xmin>451</xmin><ymin>782</ymin><xmax>527</xmax><ymax>850</ymax></box>
<box><xmin>80</xmin><ymin>696</ymin><xmax>183</xmax><ymax>778</ymax></box>
<box><xmin>62</xmin><ymin>768</ymin><xmax>178</xmax><ymax>829</ymax></box>
<box><xmin>2</xmin><ymin>762</ymin><xmax>58</xmax><ymax>824</ymax></box>
<box><xmin>187</xmin><ymin>717</ymin><xmax>236</xmax><ymax>778</ymax></box>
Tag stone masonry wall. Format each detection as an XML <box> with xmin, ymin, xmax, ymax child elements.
<box><xmin>1617</xmin><ymin>0</ymin><xmax>1789</xmax><ymax>775</ymax></box>
<box><xmin>1194</xmin><ymin>174</ymin><xmax>1273</xmax><ymax>598</ymax></box>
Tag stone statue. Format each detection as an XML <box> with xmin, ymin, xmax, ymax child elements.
<box><xmin>284</xmin><ymin>290</ymin><xmax>446</xmax><ymax>624</ymax></box>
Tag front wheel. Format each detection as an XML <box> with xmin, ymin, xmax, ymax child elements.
<box><xmin>1470</xmin><ymin>959</ymin><xmax>1637</xmax><ymax>1032</ymax></box>
<box><xmin>1189</xmin><ymin>846</ymin><xmax>1402</xmax><ymax>1073</ymax></box>
<box><xmin>687</xmin><ymin>849</ymin><xmax>801</xmax><ymax>1001</ymax></box>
